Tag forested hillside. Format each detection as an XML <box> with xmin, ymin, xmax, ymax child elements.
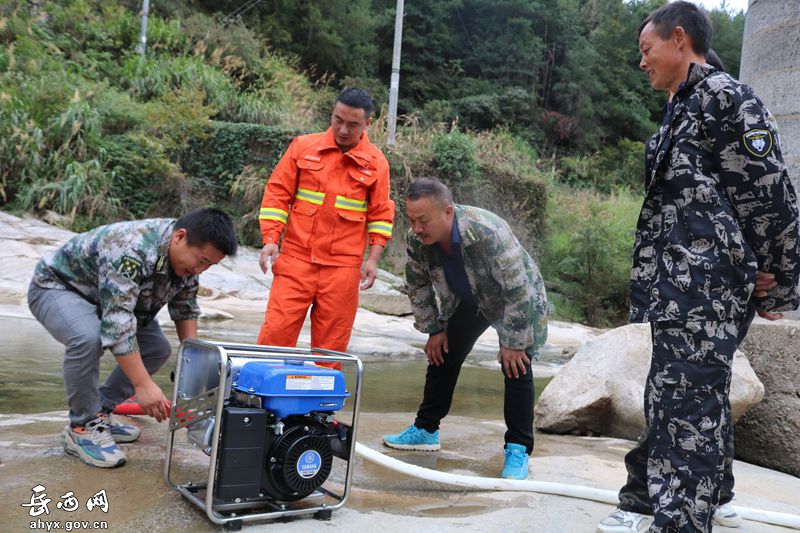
<box><xmin>0</xmin><ymin>0</ymin><xmax>745</xmax><ymax>326</ymax></box>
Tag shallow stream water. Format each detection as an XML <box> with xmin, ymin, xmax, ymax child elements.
<box><xmin>0</xmin><ymin>314</ymin><xmax>551</xmax><ymax>416</ymax></box>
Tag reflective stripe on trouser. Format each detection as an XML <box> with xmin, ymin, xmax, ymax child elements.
<box><xmin>257</xmin><ymin>254</ymin><xmax>361</xmax><ymax>370</ymax></box>
<box><xmin>26</xmin><ymin>282</ymin><xmax>173</xmax><ymax>426</ymax></box>
<box><xmin>618</xmin><ymin>306</ymin><xmax>756</xmax><ymax>533</ymax></box>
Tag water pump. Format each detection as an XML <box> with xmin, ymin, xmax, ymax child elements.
<box><xmin>163</xmin><ymin>340</ymin><xmax>363</xmax><ymax>530</ymax></box>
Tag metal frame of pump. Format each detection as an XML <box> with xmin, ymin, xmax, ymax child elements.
<box><xmin>163</xmin><ymin>339</ymin><xmax>364</xmax><ymax>529</ymax></box>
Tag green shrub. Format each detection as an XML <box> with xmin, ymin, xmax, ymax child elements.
<box><xmin>93</xmin><ymin>88</ymin><xmax>147</xmax><ymax>134</ymax></box>
<box><xmin>183</xmin><ymin>121</ymin><xmax>297</xmax><ymax>190</ymax></box>
<box><xmin>101</xmin><ymin>133</ymin><xmax>179</xmax><ymax>218</ymax></box>
<box><xmin>178</xmin><ymin>121</ymin><xmax>299</xmax><ymax>247</ymax></box>
<box><xmin>0</xmin><ymin>108</ymin><xmax>46</xmax><ymax>204</ymax></box>
<box><xmin>17</xmin><ymin>159</ymin><xmax>119</xmax><ymax>224</ymax></box>
<box><xmin>559</xmin><ymin>138</ymin><xmax>645</xmax><ymax>193</ymax></box>
<box><xmin>431</xmin><ymin>129</ymin><xmax>479</xmax><ymax>182</ymax></box>
<box><xmin>542</xmin><ymin>187</ymin><xmax>639</xmax><ymax>326</ymax></box>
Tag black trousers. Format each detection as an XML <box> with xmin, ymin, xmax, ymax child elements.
<box><xmin>413</xmin><ymin>302</ymin><xmax>536</xmax><ymax>453</ymax></box>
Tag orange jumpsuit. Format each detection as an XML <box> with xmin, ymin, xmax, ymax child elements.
<box><xmin>257</xmin><ymin>129</ymin><xmax>395</xmax><ymax>368</ymax></box>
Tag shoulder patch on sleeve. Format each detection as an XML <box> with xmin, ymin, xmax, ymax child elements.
<box><xmin>117</xmin><ymin>255</ymin><xmax>143</xmax><ymax>282</ymax></box>
<box><xmin>742</xmin><ymin>128</ymin><xmax>773</xmax><ymax>158</ymax></box>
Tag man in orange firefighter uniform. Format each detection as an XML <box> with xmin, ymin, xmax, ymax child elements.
<box><xmin>257</xmin><ymin>87</ymin><xmax>395</xmax><ymax>367</ymax></box>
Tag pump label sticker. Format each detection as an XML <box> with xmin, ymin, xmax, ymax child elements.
<box><xmin>297</xmin><ymin>450</ymin><xmax>322</xmax><ymax>479</ymax></box>
<box><xmin>286</xmin><ymin>375</ymin><xmax>312</xmax><ymax>390</ymax></box>
<box><xmin>285</xmin><ymin>375</ymin><xmax>335</xmax><ymax>391</ymax></box>
<box><xmin>312</xmin><ymin>376</ymin><xmax>335</xmax><ymax>390</ymax></box>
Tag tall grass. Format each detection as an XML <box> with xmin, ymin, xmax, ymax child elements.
<box><xmin>0</xmin><ymin>0</ymin><xmax>319</xmax><ymax>226</ymax></box>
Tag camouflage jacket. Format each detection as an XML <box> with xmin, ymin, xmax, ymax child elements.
<box><xmin>32</xmin><ymin>219</ymin><xmax>200</xmax><ymax>355</ymax></box>
<box><xmin>405</xmin><ymin>204</ymin><xmax>548</xmax><ymax>352</ymax></box>
<box><xmin>631</xmin><ymin>63</ymin><xmax>800</xmax><ymax>322</ymax></box>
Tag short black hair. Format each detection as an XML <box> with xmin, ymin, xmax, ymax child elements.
<box><xmin>336</xmin><ymin>87</ymin><xmax>373</xmax><ymax>119</ymax></box>
<box><xmin>174</xmin><ymin>207</ymin><xmax>238</xmax><ymax>257</ymax></box>
<box><xmin>706</xmin><ymin>48</ymin><xmax>725</xmax><ymax>72</ymax></box>
<box><xmin>639</xmin><ymin>1</ymin><xmax>711</xmax><ymax>56</ymax></box>
<box><xmin>405</xmin><ymin>177</ymin><xmax>453</xmax><ymax>206</ymax></box>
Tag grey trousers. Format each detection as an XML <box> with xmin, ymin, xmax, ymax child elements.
<box><xmin>27</xmin><ymin>282</ymin><xmax>172</xmax><ymax>426</ymax></box>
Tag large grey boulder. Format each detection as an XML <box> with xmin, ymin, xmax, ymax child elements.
<box><xmin>534</xmin><ymin>324</ymin><xmax>765</xmax><ymax>440</ymax></box>
<box><xmin>735</xmin><ymin>320</ymin><xmax>800</xmax><ymax>478</ymax></box>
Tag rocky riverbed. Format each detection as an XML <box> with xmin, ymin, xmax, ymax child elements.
<box><xmin>1</xmin><ymin>211</ymin><xmax>799</xmax><ymax>532</ymax></box>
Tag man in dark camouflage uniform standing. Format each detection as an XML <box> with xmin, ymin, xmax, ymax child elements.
<box><xmin>28</xmin><ymin>208</ymin><xmax>237</xmax><ymax>468</ymax></box>
<box><xmin>597</xmin><ymin>2</ymin><xmax>800</xmax><ymax>532</ymax></box>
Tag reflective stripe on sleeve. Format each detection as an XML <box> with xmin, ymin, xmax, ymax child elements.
<box><xmin>367</xmin><ymin>221</ymin><xmax>393</xmax><ymax>237</ymax></box>
<box><xmin>259</xmin><ymin>207</ymin><xmax>289</xmax><ymax>223</ymax></box>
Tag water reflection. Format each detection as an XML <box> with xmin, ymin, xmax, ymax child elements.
<box><xmin>0</xmin><ymin>316</ymin><xmax>550</xmax><ymax>416</ymax></box>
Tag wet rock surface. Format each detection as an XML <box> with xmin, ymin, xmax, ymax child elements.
<box><xmin>2</xmin><ymin>210</ymin><xmax>799</xmax><ymax>530</ymax></box>
<box><xmin>2</xmin><ymin>411</ymin><xmax>799</xmax><ymax>532</ymax></box>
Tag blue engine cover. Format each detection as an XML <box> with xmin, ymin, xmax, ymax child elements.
<box><xmin>234</xmin><ymin>361</ymin><xmax>349</xmax><ymax>418</ymax></box>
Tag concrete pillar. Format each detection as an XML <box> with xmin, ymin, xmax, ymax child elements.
<box><xmin>740</xmin><ymin>0</ymin><xmax>800</xmax><ymax>192</ymax></box>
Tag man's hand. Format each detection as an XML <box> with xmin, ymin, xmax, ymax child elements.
<box><xmin>360</xmin><ymin>258</ymin><xmax>378</xmax><ymax>290</ymax></box>
<box><xmin>425</xmin><ymin>331</ymin><xmax>448</xmax><ymax>366</ymax></box>
<box><xmin>755</xmin><ymin>270</ymin><xmax>784</xmax><ymax>320</ymax></box>
<box><xmin>259</xmin><ymin>243</ymin><xmax>279</xmax><ymax>274</ymax></box>
<box><xmin>755</xmin><ymin>270</ymin><xmax>777</xmax><ymax>297</ymax></box>
<box><xmin>134</xmin><ymin>379</ymin><xmax>170</xmax><ymax>422</ymax></box>
<box><xmin>757</xmin><ymin>309</ymin><xmax>783</xmax><ymax>320</ymax></box>
<box><xmin>498</xmin><ymin>346</ymin><xmax>530</xmax><ymax>379</ymax></box>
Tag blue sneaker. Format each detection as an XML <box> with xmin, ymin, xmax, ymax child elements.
<box><xmin>500</xmin><ymin>443</ymin><xmax>529</xmax><ymax>479</ymax></box>
<box><xmin>383</xmin><ymin>425</ymin><xmax>441</xmax><ymax>451</ymax></box>
<box><xmin>62</xmin><ymin>417</ymin><xmax>126</xmax><ymax>468</ymax></box>
<box><xmin>98</xmin><ymin>412</ymin><xmax>140</xmax><ymax>443</ymax></box>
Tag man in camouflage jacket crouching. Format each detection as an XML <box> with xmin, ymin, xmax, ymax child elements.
<box><xmin>28</xmin><ymin>208</ymin><xmax>237</xmax><ymax>468</ymax></box>
<box><xmin>383</xmin><ymin>177</ymin><xmax>548</xmax><ymax>480</ymax></box>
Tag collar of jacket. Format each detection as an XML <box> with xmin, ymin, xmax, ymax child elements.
<box><xmin>158</xmin><ymin>220</ymin><xmax>176</xmax><ymax>276</ymax></box>
<box><xmin>646</xmin><ymin>63</ymin><xmax>717</xmax><ymax>188</ymax></box>
<box><xmin>674</xmin><ymin>62</ymin><xmax>716</xmax><ymax>100</ymax></box>
<box><xmin>318</xmin><ymin>128</ymin><xmax>374</xmax><ymax>168</ymax></box>
<box><xmin>454</xmin><ymin>204</ymin><xmax>480</xmax><ymax>247</ymax></box>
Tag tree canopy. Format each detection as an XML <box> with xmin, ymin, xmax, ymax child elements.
<box><xmin>189</xmin><ymin>0</ymin><xmax>744</xmax><ymax>150</ymax></box>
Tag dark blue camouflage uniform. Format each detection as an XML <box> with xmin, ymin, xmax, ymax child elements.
<box><xmin>619</xmin><ymin>63</ymin><xmax>800</xmax><ymax>532</ymax></box>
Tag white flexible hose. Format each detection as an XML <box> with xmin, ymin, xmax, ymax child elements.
<box><xmin>354</xmin><ymin>443</ymin><xmax>800</xmax><ymax>530</ymax></box>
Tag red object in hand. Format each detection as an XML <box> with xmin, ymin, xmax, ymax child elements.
<box><xmin>113</xmin><ymin>396</ymin><xmax>172</xmax><ymax>416</ymax></box>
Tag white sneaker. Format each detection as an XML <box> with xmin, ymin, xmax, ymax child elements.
<box><xmin>596</xmin><ymin>507</ymin><xmax>654</xmax><ymax>533</ymax></box>
<box><xmin>713</xmin><ymin>502</ymin><xmax>742</xmax><ymax>528</ymax></box>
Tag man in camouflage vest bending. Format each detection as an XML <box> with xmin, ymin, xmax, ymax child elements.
<box><xmin>383</xmin><ymin>177</ymin><xmax>548</xmax><ymax>480</ymax></box>
<box><xmin>597</xmin><ymin>3</ymin><xmax>800</xmax><ymax>533</ymax></box>
<box><xmin>28</xmin><ymin>208</ymin><xmax>237</xmax><ymax>468</ymax></box>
